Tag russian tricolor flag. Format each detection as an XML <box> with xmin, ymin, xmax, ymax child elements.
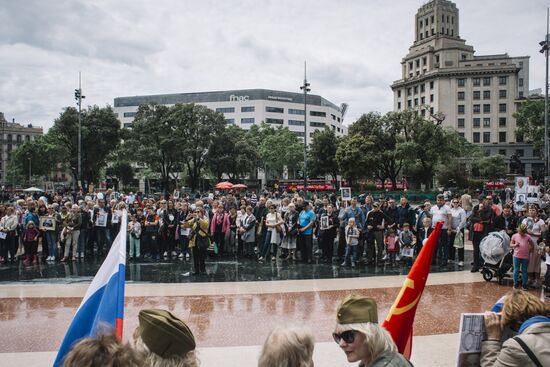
<box><xmin>53</xmin><ymin>209</ymin><xmax>127</xmax><ymax>367</ymax></box>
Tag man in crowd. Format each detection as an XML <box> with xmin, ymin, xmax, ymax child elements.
<box><xmin>430</xmin><ymin>194</ymin><xmax>453</xmax><ymax>267</ymax></box>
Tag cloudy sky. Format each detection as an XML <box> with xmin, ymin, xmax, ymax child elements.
<box><xmin>1</xmin><ymin>0</ymin><xmax>548</xmax><ymax>130</ymax></box>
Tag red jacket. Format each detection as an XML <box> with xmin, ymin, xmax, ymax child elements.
<box><xmin>210</xmin><ymin>212</ymin><xmax>230</xmax><ymax>235</ymax></box>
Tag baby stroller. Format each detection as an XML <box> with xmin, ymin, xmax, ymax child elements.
<box><xmin>479</xmin><ymin>231</ymin><xmax>513</xmax><ymax>284</ymax></box>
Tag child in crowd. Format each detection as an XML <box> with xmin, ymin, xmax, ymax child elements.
<box><xmin>399</xmin><ymin>223</ymin><xmax>414</xmax><ymax>266</ymax></box>
<box><xmin>128</xmin><ymin>215</ymin><xmax>142</xmax><ymax>260</ymax></box>
<box><xmin>417</xmin><ymin>217</ymin><xmax>433</xmax><ymax>255</ymax></box>
<box><xmin>341</xmin><ymin>217</ymin><xmax>360</xmax><ymax>268</ymax></box>
<box><xmin>23</xmin><ymin>221</ymin><xmax>40</xmax><ymax>265</ymax></box>
<box><xmin>385</xmin><ymin>229</ymin><xmax>399</xmax><ymax>266</ymax></box>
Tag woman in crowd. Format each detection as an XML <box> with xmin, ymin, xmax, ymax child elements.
<box><xmin>0</xmin><ymin>206</ymin><xmax>18</xmax><ymax>263</ymax></box>
<box><xmin>239</xmin><ymin>206</ymin><xmax>256</xmax><ymax>258</ymax></box>
<box><xmin>177</xmin><ymin>202</ymin><xmax>191</xmax><ymax>260</ymax></box>
<box><xmin>61</xmin><ymin>204</ymin><xmax>82</xmax><ymax>262</ymax></box>
<box><xmin>258</xmin><ymin>327</ymin><xmax>314</xmax><ymax>367</ymax></box>
<box><xmin>522</xmin><ymin>205</ymin><xmax>545</xmax><ymax>288</ymax></box>
<box><xmin>259</xmin><ymin>204</ymin><xmax>284</xmax><ymax>262</ymax></box>
<box><xmin>210</xmin><ymin>203</ymin><xmax>229</xmax><ymax>255</ymax></box>
<box><xmin>510</xmin><ymin>224</ymin><xmax>534</xmax><ymax>290</ymax></box>
<box><xmin>42</xmin><ymin>205</ymin><xmax>61</xmax><ymax>261</ymax></box>
<box><xmin>186</xmin><ymin>207</ymin><xmax>209</xmax><ymax>275</ymax></box>
<box><xmin>448</xmin><ymin>198</ymin><xmax>466</xmax><ymax>267</ymax></box>
<box><xmin>282</xmin><ymin>203</ymin><xmax>299</xmax><ymax>260</ymax></box>
<box><xmin>227</xmin><ymin>207</ymin><xmax>238</xmax><ymax>256</ymax></box>
<box><xmin>481</xmin><ymin>290</ymin><xmax>550</xmax><ymax>366</ymax></box>
<box><xmin>333</xmin><ymin>295</ymin><xmax>410</xmax><ymax>366</ymax></box>
<box><xmin>162</xmin><ymin>200</ymin><xmax>178</xmax><ymax>258</ymax></box>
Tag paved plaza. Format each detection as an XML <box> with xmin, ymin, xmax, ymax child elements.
<box><xmin>1</xmin><ymin>244</ymin><xmax>546</xmax><ymax>366</ymax></box>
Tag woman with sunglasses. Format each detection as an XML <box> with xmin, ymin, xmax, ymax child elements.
<box><xmin>333</xmin><ymin>295</ymin><xmax>411</xmax><ymax>367</ymax></box>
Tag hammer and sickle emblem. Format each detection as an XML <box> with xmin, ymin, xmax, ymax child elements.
<box><xmin>385</xmin><ymin>278</ymin><xmax>421</xmax><ymax>322</ymax></box>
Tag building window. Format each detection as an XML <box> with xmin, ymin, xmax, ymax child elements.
<box><xmin>499</xmin><ymin>104</ymin><xmax>507</xmax><ymax>113</ymax></box>
<box><xmin>123</xmin><ymin>122</ymin><xmax>133</xmax><ymax>129</ymax></box>
<box><xmin>265</xmin><ymin>118</ymin><xmax>283</xmax><ymax>125</ymax></box>
<box><xmin>25</xmin><ymin>135</ymin><xmax>30</xmax><ymax>142</ymax></box>
<box><xmin>483</xmin><ymin>118</ymin><xmax>491</xmax><ymax>127</ymax></box>
<box><xmin>457</xmin><ymin>118</ymin><xmax>465</xmax><ymax>128</ymax></box>
<box><xmin>457</xmin><ymin>78</ymin><xmax>465</xmax><ymax>87</ymax></box>
<box><xmin>225</xmin><ymin>118</ymin><xmax>235</xmax><ymax>124</ymax></box>
<box><xmin>483</xmin><ymin>104</ymin><xmax>491</xmax><ymax>113</ymax></box>
<box><xmin>420</xmin><ymin>84</ymin><xmax>425</xmax><ymax>92</ymax></box>
<box><xmin>310</xmin><ymin>121</ymin><xmax>326</xmax><ymax>127</ymax></box>
<box><xmin>473</xmin><ymin>132</ymin><xmax>480</xmax><ymax>143</ymax></box>
<box><xmin>473</xmin><ymin>118</ymin><xmax>480</xmax><ymax>127</ymax></box>
<box><xmin>431</xmin><ymin>15</ymin><xmax>434</xmax><ymax>23</ymax></box>
<box><xmin>473</xmin><ymin>91</ymin><xmax>480</xmax><ymax>100</ymax></box>
<box><xmin>407</xmin><ymin>88</ymin><xmax>412</xmax><ymax>96</ymax></box>
<box><xmin>216</xmin><ymin>107</ymin><xmax>235</xmax><ymax>113</ymax></box>
<box><xmin>408</xmin><ymin>100</ymin><xmax>412</xmax><ymax>108</ymax></box>
<box><xmin>483</xmin><ymin>77</ymin><xmax>491</xmax><ymax>86</ymax></box>
<box><xmin>241</xmin><ymin>106</ymin><xmax>255</xmax><ymax>112</ymax></box>
<box><xmin>483</xmin><ymin>90</ymin><xmax>491</xmax><ymax>99</ymax></box>
<box><xmin>397</xmin><ymin>90</ymin><xmax>401</xmax><ymax>98</ymax></box>
<box><xmin>519</xmin><ymin>78</ymin><xmax>524</xmax><ymax>87</ymax></box>
<box><xmin>459</xmin><ymin>132</ymin><xmax>465</xmax><ymax>138</ymax></box>
<box><xmin>499</xmin><ymin>76</ymin><xmax>507</xmax><ymax>85</ymax></box>
<box><xmin>421</xmin><ymin>96</ymin><xmax>425</xmax><ymax>104</ymax></box>
<box><xmin>458</xmin><ymin>91</ymin><xmax>465</xmax><ymax>100</ymax></box>
<box><xmin>430</xmin><ymin>94</ymin><xmax>434</xmax><ymax>102</ymax></box>
<box><xmin>16</xmin><ymin>135</ymin><xmax>21</xmax><ymax>143</ymax></box>
<box><xmin>266</xmin><ymin>106</ymin><xmax>284</xmax><ymax>113</ymax></box>
<box><xmin>241</xmin><ymin>118</ymin><xmax>255</xmax><ymax>124</ymax></box>
<box><xmin>435</xmin><ymin>55</ymin><xmax>440</xmax><ymax>63</ymax></box>
<box><xmin>288</xmin><ymin>120</ymin><xmax>304</xmax><ymax>126</ymax></box>
<box><xmin>473</xmin><ymin>78</ymin><xmax>481</xmax><ymax>86</ymax></box>
<box><xmin>123</xmin><ymin>112</ymin><xmax>136</xmax><ymax>118</ymax></box>
<box><xmin>7</xmin><ymin>134</ymin><xmax>11</xmax><ymax>142</ymax></box>
<box><xmin>499</xmin><ymin>117</ymin><xmax>507</xmax><ymax>127</ymax></box>
<box><xmin>516</xmin><ymin>149</ymin><xmax>524</xmax><ymax>156</ymax></box>
<box><xmin>397</xmin><ymin>102</ymin><xmax>401</xmax><ymax>109</ymax></box>
<box><xmin>483</xmin><ymin>132</ymin><xmax>491</xmax><ymax>143</ymax></box>
<box><xmin>519</xmin><ymin>91</ymin><xmax>524</xmax><ymax>98</ymax></box>
<box><xmin>422</xmin><ymin>57</ymin><xmax>427</xmax><ymax>65</ymax></box>
<box><xmin>310</xmin><ymin>111</ymin><xmax>326</xmax><ymax>117</ymax></box>
<box><xmin>473</xmin><ymin>104</ymin><xmax>480</xmax><ymax>114</ymax></box>
<box><xmin>414</xmin><ymin>86</ymin><xmax>418</xmax><ymax>94</ymax></box>
<box><xmin>409</xmin><ymin>62</ymin><xmax>413</xmax><ymax>70</ymax></box>
<box><xmin>416</xmin><ymin>59</ymin><xmax>420</xmax><ymax>68</ymax></box>
<box><xmin>498</xmin><ymin>149</ymin><xmax>506</xmax><ymax>155</ymax></box>
<box><xmin>499</xmin><ymin>131</ymin><xmax>506</xmax><ymax>143</ymax></box>
<box><xmin>516</xmin><ymin>133</ymin><xmax>524</xmax><ymax>143</ymax></box>
<box><xmin>414</xmin><ymin>98</ymin><xmax>419</xmax><ymax>106</ymax></box>
<box><xmin>430</xmin><ymin>81</ymin><xmax>434</xmax><ymax>89</ymax></box>
<box><xmin>458</xmin><ymin>105</ymin><xmax>465</xmax><ymax>114</ymax></box>
<box><xmin>288</xmin><ymin>109</ymin><xmax>304</xmax><ymax>115</ymax></box>
<box><xmin>519</xmin><ymin>61</ymin><xmax>524</xmax><ymax>68</ymax></box>
<box><xmin>499</xmin><ymin>90</ymin><xmax>507</xmax><ymax>99</ymax></box>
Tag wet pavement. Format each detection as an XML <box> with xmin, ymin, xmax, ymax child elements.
<box><xmin>0</xmin><ymin>251</ymin><xmax>474</xmax><ymax>284</ymax></box>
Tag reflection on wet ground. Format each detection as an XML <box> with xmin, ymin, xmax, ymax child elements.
<box><xmin>0</xmin><ymin>281</ymin><xmax>504</xmax><ymax>353</ymax></box>
<box><xmin>0</xmin><ymin>251</ymin><xmax>474</xmax><ymax>283</ymax></box>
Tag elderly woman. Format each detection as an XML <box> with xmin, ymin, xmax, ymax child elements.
<box><xmin>258</xmin><ymin>327</ymin><xmax>314</xmax><ymax>367</ymax></box>
<box><xmin>334</xmin><ymin>295</ymin><xmax>410</xmax><ymax>367</ymax></box>
<box><xmin>481</xmin><ymin>290</ymin><xmax>550</xmax><ymax>366</ymax></box>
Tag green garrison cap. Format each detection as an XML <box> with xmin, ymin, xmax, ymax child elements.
<box><xmin>138</xmin><ymin>309</ymin><xmax>196</xmax><ymax>358</ymax></box>
<box><xmin>336</xmin><ymin>295</ymin><xmax>378</xmax><ymax>324</ymax></box>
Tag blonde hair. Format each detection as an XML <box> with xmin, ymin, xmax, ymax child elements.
<box><xmin>132</xmin><ymin>327</ymin><xmax>199</xmax><ymax>367</ymax></box>
<box><xmin>334</xmin><ymin>323</ymin><xmax>397</xmax><ymax>364</ymax></box>
<box><xmin>63</xmin><ymin>332</ymin><xmax>144</xmax><ymax>367</ymax></box>
<box><xmin>258</xmin><ymin>327</ymin><xmax>314</xmax><ymax>367</ymax></box>
<box><xmin>501</xmin><ymin>290</ymin><xmax>550</xmax><ymax>329</ymax></box>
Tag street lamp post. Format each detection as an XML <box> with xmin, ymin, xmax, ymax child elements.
<box><xmin>540</xmin><ymin>9</ymin><xmax>550</xmax><ymax>179</ymax></box>
<box><xmin>74</xmin><ymin>72</ymin><xmax>85</xmax><ymax>192</ymax></box>
<box><xmin>300</xmin><ymin>62</ymin><xmax>310</xmax><ymax>194</ymax></box>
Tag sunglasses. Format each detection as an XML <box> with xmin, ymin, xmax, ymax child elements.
<box><xmin>332</xmin><ymin>330</ymin><xmax>356</xmax><ymax>344</ymax></box>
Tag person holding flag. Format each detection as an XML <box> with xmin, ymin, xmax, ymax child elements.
<box><xmin>53</xmin><ymin>209</ymin><xmax>128</xmax><ymax>367</ymax></box>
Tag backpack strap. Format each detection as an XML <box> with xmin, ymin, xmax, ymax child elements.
<box><xmin>513</xmin><ymin>336</ymin><xmax>543</xmax><ymax>367</ymax></box>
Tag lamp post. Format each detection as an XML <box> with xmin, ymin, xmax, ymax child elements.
<box><xmin>540</xmin><ymin>9</ymin><xmax>550</xmax><ymax>180</ymax></box>
<box><xmin>300</xmin><ymin>62</ymin><xmax>310</xmax><ymax>194</ymax></box>
<box><xmin>74</xmin><ymin>72</ymin><xmax>85</xmax><ymax>192</ymax></box>
<box><xmin>27</xmin><ymin>156</ymin><xmax>31</xmax><ymax>186</ymax></box>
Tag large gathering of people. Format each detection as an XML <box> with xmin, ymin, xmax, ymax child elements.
<box><xmin>0</xmin><ymin>187</ymin><xmax>549</xmax><ymax>293</ymax></box>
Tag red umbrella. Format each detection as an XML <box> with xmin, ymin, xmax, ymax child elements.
<box><xmin>215</xmin><ymin>181</ymin><xmax>234</xmax><ymax>190</ymax></box>
<box><xmin>232</xmin><ymin>184</ymin><xmax>247</xmax><ymax>190</ymax></box>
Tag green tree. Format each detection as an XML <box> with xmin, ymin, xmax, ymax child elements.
<box><xmin>10</xmin><ymin>135</ymin><xmax>62</xmax><ymax>180</ymax></box>
<box><xmin>308</xmin><ymin>128</ymin><xmax>340</xmax><ymax>186</ymax></box>
<box><xmin>105</xmin><ymin>161</ymin><xmax>134</xmax><ymax>190</ymax></box>
<box><xmin>335</xmin><ymin>134</ymin><xmax>374</xmax><ymax>186</ymax></box>
<box><xmin>514</xmin><ymin>98</ymin><xmax>545</xmax><ymax>152</ymax></box>
<box><xmin>207</xmin><ymin>125</ymin><xmax>259</xmax><ymax>180</ymax></box>
<box><xmin>49</xmin><ymin>105</ymin><xmax>121</xmax><ymax>189</ymax></box>
<box><xmin>477</xmin><ymin>155</ymin><xmax>507</xmax><ymax>179</ymax></box>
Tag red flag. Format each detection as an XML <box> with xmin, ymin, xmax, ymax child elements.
<box><xmin>382</xmin><ymin>221</ymin><xmax>443</xmax><ymax>359</ymax></box>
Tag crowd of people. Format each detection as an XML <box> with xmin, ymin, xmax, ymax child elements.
<box><xmin>59</xmin><ymin>289</ymin><xmax>550</xmax><ymax>367</ymax></box>
<box><xmin>0</xmin><ymin>188</ymin><xmax>548</xmax><ymax>292</ymax></box>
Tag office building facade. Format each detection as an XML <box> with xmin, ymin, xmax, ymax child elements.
<box><xmin>391</xmin><ymin>0</ymin><xmax>541</xmax><ymax>176</ymax></box>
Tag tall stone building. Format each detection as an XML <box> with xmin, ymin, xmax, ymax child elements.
<box><xmin>0</xmin><ymin>112</ymin><xmax>43</xmax><ymax>186</ymax></box>
<box><xmin>391</xmin><ymin>0</ymin><xmax>540</xmax><ymax>176</ymax></box>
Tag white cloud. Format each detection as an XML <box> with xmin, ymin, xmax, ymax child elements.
<box><xmin>0</xmin><ymin>0</ymin><xmax>546</xmax><ymax>130</ymax></box>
